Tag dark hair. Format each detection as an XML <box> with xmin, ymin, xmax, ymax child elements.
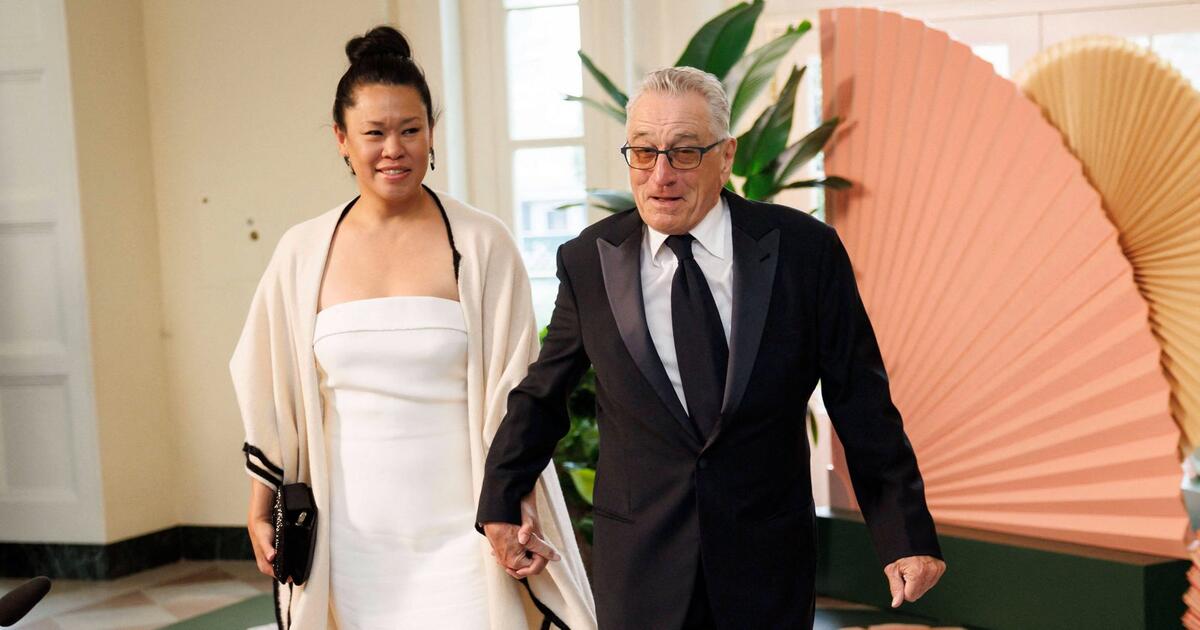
<box><xmin>333</xmin><ymin>26</ymin><xmax>435</xmax><ymax>129</ymax></box>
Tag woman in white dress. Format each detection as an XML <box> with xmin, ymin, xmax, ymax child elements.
<box><xmin>232</xmin><ymin>26</ymin><xmax>595</xmax><ymax>629</ymax></box>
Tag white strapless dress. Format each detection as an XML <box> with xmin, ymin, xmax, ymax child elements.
<box><xmin>314</xmin><ymin>296</ymin><xmax>488</xmax><ymax>629</ymax></box>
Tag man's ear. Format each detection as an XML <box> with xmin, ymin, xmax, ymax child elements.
<box><xmin>722</xmin><ymin>136</ymin><xmax>738</xmax><ymax>178</ymax></box>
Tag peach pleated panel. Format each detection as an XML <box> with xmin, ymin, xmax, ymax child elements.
<box><xmin>819</xmin><ymin>8</ymin><xmax>1187</xmax><ymax>558</ymax></box>
<box><xmin>1017</xmin><ymin>36</ymin><xmax>1200</xmax><ymax>457</ymax></box>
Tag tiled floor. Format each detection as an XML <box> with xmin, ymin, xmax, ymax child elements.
<box><xmin>1</xmin><ymin>561</ymin><xmax>272</xmax><ymax>629</ymax></box>
<box><xmin>2</xmin><ymin>562</ymin><xmax>964</xmax><ymax>629</ymax></box>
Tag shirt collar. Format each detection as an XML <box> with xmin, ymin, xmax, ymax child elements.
<box><xmin>646</xmin><ymin>196</ymin><xmax>729</xmax><ymax>264</ymax></box>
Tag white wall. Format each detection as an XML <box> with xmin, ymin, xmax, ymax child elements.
<box><xmin>140</xmin><ymin>0</ymin><xmax>389</xmax><ymax>526</ymax></box>
<box><xmin>64</xmin><ymin>0</ymin><xmax>176</xmax><ymax>543</ymax></box>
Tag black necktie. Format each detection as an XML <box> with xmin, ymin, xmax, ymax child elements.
<box><xmin>665</xmin><ymin>234</ymin><xmax>728</xmax><ymax>438</ymax></box>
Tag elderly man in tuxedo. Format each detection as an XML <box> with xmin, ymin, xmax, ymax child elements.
<box><xmin>479</xmin><ymin>66</ymin><xmax>946</xmax><ymax>629</ymax></box>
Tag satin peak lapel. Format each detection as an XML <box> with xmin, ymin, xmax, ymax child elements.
<box><xmin>720</xmin><ymin>222</ymin><xmax>780</xmax><ymax>418</ymax></box>
<box><xmin>597</xmin><ymin>232</ymin><xmax>697</xmax><ymax>441</ymax></box>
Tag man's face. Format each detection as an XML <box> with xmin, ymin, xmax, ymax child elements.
<box><xmin>626</xmin><ymin>91</ymin><xmax>736</xmax><ymax>235</ymax></box>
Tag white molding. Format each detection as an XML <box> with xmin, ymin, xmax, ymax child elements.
<box><xmin>438</xmin><ymin>0</ymin><xmax>469</xmax><ymax>199</ymax></box>
<box><xmin>459</xmin><ymin>0</ymin><xmax>510</xmax><ymax>222</ymax></box>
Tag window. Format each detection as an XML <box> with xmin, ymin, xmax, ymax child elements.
<box><xmin>972</xmin><ymin>44</ymin><xmax>1011</xmax><ymax>77</ymax></box>
<box><xmin>1130</xmin><ymin>33</ymin><xmax>1200</xmax><ymax>88</ymax></box>
<box><xmin>502</xmin><ymin>0</ymin><xmax>589</xmax><ymax>326</ymax></box>
<box><xmin>1041</xmin><ymin>4</ymin><xmax>1200</xmax><ymax>87</ymax></box>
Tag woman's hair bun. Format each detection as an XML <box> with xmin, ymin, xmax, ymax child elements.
<box><xmin>345</xmin><ymin>26</ymin><xmax>412</xmax><ymax>64</ymax></box>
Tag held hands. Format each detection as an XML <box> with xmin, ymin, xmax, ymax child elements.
<box><xmin>884</xmin><ymin>555</ymin><xmax>946</xmax><ymax>607</ymax></box>
<box><xmin>482</xmin><ymin>491</ymin><xmax>561</xmax><ymax>579</ymax></box>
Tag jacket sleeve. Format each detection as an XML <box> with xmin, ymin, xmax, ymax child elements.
<box><xmin>477</xmin><ymin>244</ymin><xmax>592</xmax><ymax>525</ymax></box>
<box><xmin>817</xmin><ymin>227</ymin><xmax>942</xmax><ymax>566</ymax></box>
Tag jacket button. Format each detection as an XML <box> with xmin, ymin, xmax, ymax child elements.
<box><xmin>698</xmin><ymin>458</ymin><xmax>709</xmax><ymax>469</ymax></box>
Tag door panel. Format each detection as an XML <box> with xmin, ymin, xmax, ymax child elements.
<box><xmin>0</xmin><ymin>0</ymin><xmax>105</xmax><ymax>543</ymax></box>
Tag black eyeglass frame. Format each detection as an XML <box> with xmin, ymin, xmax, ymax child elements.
<box><xmin>619</xmin><ymin>139</ymin><xmax>726</xmax><ymax>171</ymax></box>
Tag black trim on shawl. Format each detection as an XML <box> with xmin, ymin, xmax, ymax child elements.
<box><xmin>521</xmin><ymin>578</ymin><xmax>571</xmax><ymax>629</ymax></box>
<box><xmin>425</xmin><ymin>185</ymin><xmax>462</xmax><ymax>280</ymax></box>
<box><xmin>243</xmin><ymin>442</ymin><xmax>283</xmax><ymax>488</ymax></box>
<box><xmin>330</xmin><ymin>195</ymin><xmax>358</xmax><ymax>231</ymax></box>
<box><xmin>331</xmin><ymin>189</ymin><xmax>460</xmax><ymax>280</ymax></box>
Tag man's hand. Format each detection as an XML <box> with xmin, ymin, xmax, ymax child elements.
<box><xmin>884</xmin><ymin>555</ymin><xmax>945</xmax><ymax>607</ymax></box>
<box><xmin>482</xmin><ymin>491</ymin><xmax>560</xmax><ymax>579</ymax></box>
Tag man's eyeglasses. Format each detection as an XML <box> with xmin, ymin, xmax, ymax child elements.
<box><xmin>620</xmin><ymin>139</ymin><xmax>725</xmax><ymax>171</ymax></box>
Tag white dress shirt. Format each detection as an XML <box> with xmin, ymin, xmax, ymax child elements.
<box><xmin>641</xmin><ymin>197</ymin><xmax>733</xmax><ymax>415</ymax></box>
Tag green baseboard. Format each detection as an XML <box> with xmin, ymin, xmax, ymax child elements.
<box><xmin>816</xmin><ymin>509</ymin><xmax>1189</xmax><ymax>630</ymax></box>
<box><xmin>0</xmin><ymin>526</ymin><xmax>253</xmax><ymax>580</ymax></box>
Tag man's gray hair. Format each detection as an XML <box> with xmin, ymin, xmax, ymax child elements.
<box><xmin>626</xmin><ymin>66</ymin><xmax>731</xmax><ymax>141</ymax></box>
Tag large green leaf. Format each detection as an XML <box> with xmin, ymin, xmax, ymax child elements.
<box><xmin>579</xmin><ymin>51</ymin><xmax>627</xmax><ymax>110</ymax></box>
<box><xmin>733</xmin><ymin>108</ymin><xmax>771</xmax><ymax>178</ymax></box>
<box><xmin>566</xmin><ymin>467</ymin><xmax>595</xmax><ymax>505</ymax></box>
<box><xmin>732</xmin><ymin>65</ymin><xmax>805</xmax><ymax>178</ymax></box>
<box><xmin>674</xmin><ymin>0</ymin><xmax>764</xmax><ymax>80</ymax></box>
<box><xmin>742</xmin><ymin>171</ymin><xmax>777</xmax><ymax>200</ymax></box>
<box><xmin>772</xmin><ymin>116</ymin><xmax>840</xmax><ymax>187</ymax></box>
<box><xmin>565</xmin><ymin>95</ymin><xmax>626</xmax><ymax>124</ymax></box>
<box><xmin>724</xmin><ymin>20</ymin><xmax>811</xmax><ymax>130</ymax></box>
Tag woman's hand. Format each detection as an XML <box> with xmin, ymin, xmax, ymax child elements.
<box><xmin>512</xmin><ymin>489</ymin><xmax>561</xmax><ymax>578</ymax></box>
<box><xmin>482</xmin><ymin>490</ymin><xmax>560</xmax><ymax>579</ymax></box>
<box><xmin>247</xmin><ymin>479</ymin><xmax>277</xmax><ymax>578</ymax></box>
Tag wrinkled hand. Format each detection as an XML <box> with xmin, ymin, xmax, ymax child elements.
<box><xmin>884</xmin><ymin>555</ymin><xmax>946</xmax><ymax>607</ymax></box>
<box><xmin>482</xmin><ymin>491</ymin><xmax>560</xmax><ymax>579</ymax></box>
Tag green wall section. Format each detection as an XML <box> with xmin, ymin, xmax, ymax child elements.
<box><xmin>816</xmin><ymin>510</ymin><xmax>1189</xmax><ymax>629</ymax></box>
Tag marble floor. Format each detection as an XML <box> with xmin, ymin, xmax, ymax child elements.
<box><xmin>0</xmin><ymin>561</ymin><xmax>272</xmax><ymax>629</ymax></box>
<box><xmin>1</xmin><ymin>561</ymin><xmax>965</xmax><ymax>629</ymax></box>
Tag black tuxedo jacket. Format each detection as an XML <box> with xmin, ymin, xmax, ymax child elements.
<box><xmin>479</xmin><ymin>191</ymin><xmax>941</xmax><ymax>629</ymax></box>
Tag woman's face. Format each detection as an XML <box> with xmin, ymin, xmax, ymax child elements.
<box><xmin>334</xmin><ymin>83</ymin><xmax>432</xmax><ymax>206</ymax></box>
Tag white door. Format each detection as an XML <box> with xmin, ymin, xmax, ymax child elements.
<box><xmin>0</xmin><ymin>0</ymin><xmax>105</xmax><ymax>543</ymax></box>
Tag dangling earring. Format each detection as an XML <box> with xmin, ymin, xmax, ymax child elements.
<box><xmin>429</xmin><ymin>148</ymin><xmax>436</xmax><ymax>172</ymax></box>
<box><xmin>343</xmin><ymin>156</ymin><xmax>355</xmax><ymax>175</ymax></box>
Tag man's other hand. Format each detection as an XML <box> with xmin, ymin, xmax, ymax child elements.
<box><xmin>884</xmin><ymin>555</ymin><xmax>946</xmax><ymax>607</ymax></box>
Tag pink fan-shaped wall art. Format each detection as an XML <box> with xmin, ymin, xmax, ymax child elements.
<box><xmin>819</xmin><ymin>7</ymin><xmax>1187</xmax><ymax>558</ymax></box>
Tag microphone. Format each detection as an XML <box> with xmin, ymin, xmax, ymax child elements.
<box><xmin>0</xmin><ymin>576</ymin><xmax>51</xmax><ymax>627</ymax></box>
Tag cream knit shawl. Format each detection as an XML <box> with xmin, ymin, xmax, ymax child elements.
<box><xmin>231</xmin><ymin>190</ymin><xmax>595</xmax><ymax>629</ymax></box>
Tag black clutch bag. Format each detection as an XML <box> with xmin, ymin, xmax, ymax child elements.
<box><xmin>272</xmin><ymin>482</ymin><xmax>317</xmax><ymax>585</ymax></box>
